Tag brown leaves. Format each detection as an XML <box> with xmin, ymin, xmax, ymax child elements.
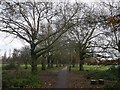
<box><xmin>107</xmin><ymin>16</ymin><xmax>120</xmax><ymax>25</ymax></box>
<box><xmin>41</xmin><ymin>80</ymin><xmax>56</xmax><ymax>88</ymax></box>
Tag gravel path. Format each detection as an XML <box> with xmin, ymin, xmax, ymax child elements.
<box><xmin>54</xmin><ymin>66</ymin><xmax>68</xmax><ymax>88</ymax></box>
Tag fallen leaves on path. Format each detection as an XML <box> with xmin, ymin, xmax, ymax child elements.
<box><xmin>68</xmin><ymin>71</ymin><xmax>106</xmax><ymax>89</ymax></box>
<box><xmin>41</xmin><ymin>79</ymin><xmax>56</xmax><ymax>88</ymax></box>
<box><xmin>39</xmin><ymin>71</ymin><xmax>58</xmax><ymax>88</ymax></box>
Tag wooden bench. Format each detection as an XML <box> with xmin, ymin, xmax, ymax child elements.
<box><xmin>91</xmin><ymin>79</ymin><xmax>97</xmax><ymax>85</ymax></box>
<box><xmin>98</xmin><ymin>79</ymin><xmax>104</xmax><ymax>85</ymax></box>
<box><xmin>90</xmin><ymin>79</ymin><xmax>104</xmax><ymax>85</ymax></box>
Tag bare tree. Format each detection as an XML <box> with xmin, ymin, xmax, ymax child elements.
<box><xmin>66</xmin><ymin>3</ymin><xmax>104</xmax><ymax>71</ymax></box>
<box><xmin>0</xmin><ymin>1</ymin><xmax>79</xmax><ymax>73</ymax></box>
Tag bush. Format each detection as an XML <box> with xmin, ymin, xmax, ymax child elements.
<box><xmin>105</xmin><ymin>82</ymin><xmax>120</xmax><ymax>89</ymax></box>
<box><xmin>85</xmin><ymin>65</ymin><xmax>119</xmax><ymax>80</ymax></box>
<box><xmin>106</xmin><ymin>65</ymin><xmax>119</xmax><ymax>78</ymax></box>
<box><xmin>3</xmin><ymin>63</ymin><xmax>17</xmax><ymax>70</ymax></box>
<box><xmin>2</xmin><ymin>72</ymin><xmax>42</xmax><ymax>88</ymax></box>
<box><xmin>107</xmin><ymin>65</ymin><xmax>118</xmax><ymax>74</ymax></box>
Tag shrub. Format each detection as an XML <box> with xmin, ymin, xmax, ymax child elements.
<box><xmin>2</xmin><ymin>72</ymin><xmax>42</xmax><ymax>88</ymax></box>
<box><xmin>105</xmin><ymin>82</ymin><xmax>120</xmax><ymax>89</ymax></box>
<box><xmin>107</xmin><ymin>65</ymin><xmax>119</xmax><ymax>78</ymax></box>
<box><xmin>85</xmin><ymin>65</ymin><xmax>119</xmax><ymax>80</ymax></box>
<box><xmin>3</xmin><ymin>63</ymin><xmax>17</xmax><ymax>70</ymax></box>
<box><xmin>107</xmin><ymin>65</ymin><xmax>118</xmax><ymax>73</ymax></box>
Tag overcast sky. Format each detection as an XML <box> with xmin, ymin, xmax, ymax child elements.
<box><xmin>0</xmin><ymin>32</ymin><xmax>29</xmax><ymax>57</ymax></box>
<box><xmin>0</xmin><ymin>0</ymin><xmax>118</xmax><ymax>57</ymax></box>
<box><xmin>0</xmin><ymin>0</ymin><xmax>101</xmax><ymax>57</ymax></box>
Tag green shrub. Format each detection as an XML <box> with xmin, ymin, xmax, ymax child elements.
<box><xmin>106</xmin><ymin>65</ymin><xmax>119</xmax><ymax>79</ymax></box>
<box><xmin>2</xmin><ymin>72</ymin><xmax>42</xmax><ymax>88</ymax></box>
<box><xmin>107</xmin><ymin>66</ymin><xmax>118</xmax><ymax>73</ymax></box>
<box><xmin>3</xmin><ymin>63</ymin><xmax>17</xmax><ymax>70</ymax></box>
<box><xmin>105</xmin><ymin>82</ymin><xmax>120</xmax><ymax>89</ymax></box>
<box><xmin>85</xmin><ymin>65</ymin><xmax>119</xmax><ymax>80</ymax></box>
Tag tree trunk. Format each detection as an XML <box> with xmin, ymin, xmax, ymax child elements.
<box><xmin>50</xmin><ymin>59</ymin><xmax>54</xmax><ymax>68</ymax></box>
<box><xmin>16</xmin><ymin>63</ymin><xmax>20</xmax><ymax>72</ymax></box>
<box><xmin>59</xmin><ymin>60</ymin><xmax>61</xmax><ymax>67</ymax></box>
<box><xmin>47</xmin><ymin>57</ymin><xmax>51</xmax><ymax>69</ymax></box>
<box><xmin>31</xmin><ymin>44</ymin><xmax>38</xmax><ymax>73</ymax></box>
<box><xmin>79</xmin><ymin>51</ymin><xmax>84</xmax><ymax>71</ymax></box>
<box><xmin>31</xmin><ymin>55</ymin><xmax>37</xmax><ymax>73</ymax></box>
<box><xmin>72</xmin><ymin>63</ymin><xmax>75</xmax><ymax>67</ymax></box>
<box><xmin>56</xmin><ymin>64</ymin><xmax>58</xmax><ymax>67</ymax></box>
<box><xmin>31</xmin><ymin>61</ymin><xmax>37</xmax><ymax>73</ymax></box>
<box><xmin>41</xmin><ymin>59</ymin><xmax>46</xmax><ymax>70</ymax></box>
<box><xmin>118</xmin><ymin>58</ymin><xmax>120</xmax><ymax>82</ymax></box>
<box><xmin>118</xmin><ymin>65</ymin><xmax>120</xmax><ymax>82</ymax></box>
<box><xmin>56</xmin><ymin>61</ymin><xmax>58</xmax><ymax>67</ymax></box>
<box><xmin>79</xmin><ymin>59</ymin><xmax>84</xmax><ymax>71</ymax></box>
<box><xmin>69</xmin><ymin>65</ymin><xmax>71</xmax><ymax>71</ymax></box>
<box><xmin>117</xmin><ymin>42</ymin><xmax>120</xmax><ymax>82</ymax></box>
<box><xmin>25</xmin><ymin>62</ymin><xmax>28</xmax><ymax>69</ymax></box>
<box><xmin>59</xmin><ymin>64</ymin><xmax>62</xmax><ymax>67</ymax></box>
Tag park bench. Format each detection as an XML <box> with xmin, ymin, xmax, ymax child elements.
<box><xmin>91</xmin><ymin>79</ymin><xmax>104</xmax><ymax>85</ymax></box>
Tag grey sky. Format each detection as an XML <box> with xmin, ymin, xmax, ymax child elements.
<box><xmin>0</xmin><ymin>0</ymin><xmax>119</xmax><ymax>57</ymax></box>
<box><xmin>0</xmin><ymin>0</ymin><xmax>100</xmax><ymax>57</ymax></box>
<box><xmin>0</xmin><ymin>32</ymin><xmax>29</xmax><ymax>57</ymax></box>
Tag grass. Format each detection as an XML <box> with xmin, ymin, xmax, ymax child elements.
<box><xmin>2</xmin><ymin>64</ymin><xmax>64</xmax><ymax>70</ymax></box>
<box><xmin>84</xmin><ymin>65</ymin><xmax>112</xmax><ymax>71</ymax></box>
<box><xmin>2</xmin><ymin>64</ymin><xmax>65</xmax><ymax>73</ymax></box>
<box><xmin>71</xmin><ymin>64</ymin><xmax>112</xmax><ymax>71</ymax></box>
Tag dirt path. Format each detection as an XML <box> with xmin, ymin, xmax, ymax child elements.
<box><xmin>40</xmin><ymin>68</ymin><xmax>114</xmax><ymax>89</ymax></box>
<box><xmin>54</xmin><ymin>66</ymin><xmax>68</xmax><ymax>88</ymax></box>
<box><xmin>39</xmin><ymin>70</ymin><xmax>58</xmax><ymax>88</ymax></box>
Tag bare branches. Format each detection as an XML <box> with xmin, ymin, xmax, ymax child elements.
<box><xmin>0</xmin><ymin>1</ymin><xmax>80</xmax><ymax>72</ymax></box>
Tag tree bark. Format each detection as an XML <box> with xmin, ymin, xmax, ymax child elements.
<box><xmin>31</xmin><ymin>43</ymin><xmax>38</xmax><ymax>73</ymax></box>
<box><xmin>31</xmin><ymin>61</ymin><xmax>37</xmax><ymax>72</ymax></box>
<box><xmin>59</xmin><ymin>64</ymin><xmax>62</xmax><ymax>67</ymax></box>
<box><xmin>50</xmin><ymin>59</ymin><xmax>54</xmax><ymax>68</ymax></box>
<box><xmin>79</xmin><ymin>59</ymin><xmax>84</xmax><ymax>71</ymax></box>
<box><xmin>79</xmin><ymin>51</ymin><xmax>84</xmax><ymax>71</ymax></box>
<box><xmin>41</xmin><ymin>59</ymin><xmax>46</xmax><ymax>70</ymax></box>
<box><xmin>31</xmin><ymin>54</ymin><xmax>37</xmax><ymax>73</ymax></box>
<box><xmin>118</xmin><ymin>65</ymin><xmax>120</xmax><ymax>82</ymax></box>
<box><xmin>118</xmin><ymin>57</ymin><xmax>120</xmax><ymax>82</ymax></box>
<box><xmin>56</xmin><ymin>61</ymin><xmax>58</xmax><ymax>67</ymax></box>
<box><xmin>47</xmin><ymin>57</ymin><xmax>51</xmax><ymax>69</ymax></box>
<box><xmin>25</xmin><ymin>62</ymin><xmax>28</xmax><ymax>69</ymax></box>
<box><xmin>72</xmin><ymin>63</ymin><xmax>75</xmax><ymax>67</ymax></box>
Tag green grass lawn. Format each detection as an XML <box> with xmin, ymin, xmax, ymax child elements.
<box><xmin>84</xmin><ymin>65</ymin><xmax>112</xmax><ymax>71</ymax></box>
<box><xmin>2</xmin><ymin>64</ymin><xmax>64</xmax><ymax>70</ymax></box>
<box><xmin>71</xmin><ymin>64</ymin><xmax>112</xmax><ymax>71</ymax></box>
